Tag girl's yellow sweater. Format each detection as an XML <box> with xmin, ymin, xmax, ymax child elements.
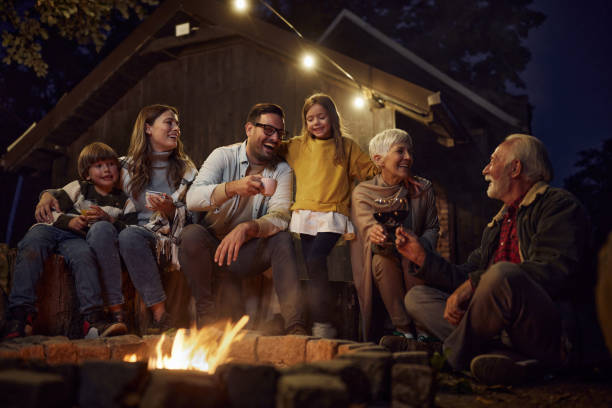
<box><xmin>279</xmin><ymin>135</ymin><xmax>378</xmax><ymax>216</ymax></box>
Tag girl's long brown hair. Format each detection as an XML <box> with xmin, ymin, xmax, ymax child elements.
<box><xmin>126</xmin><ymin>104</ymin><xmax>194</xmax><ymax>199</ymax></box>
<box><xmin>300</xmin><ymin>93</ymin><xmax>347</xmax><ymax>165</ymax></box>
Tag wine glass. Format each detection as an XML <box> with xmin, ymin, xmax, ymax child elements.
<box><xmin>373</xmin><ymin>196</ymin><xmax>409</xmax><ymax>245</ymax></box>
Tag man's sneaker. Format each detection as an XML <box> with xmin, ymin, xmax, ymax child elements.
<box><xmin>312</xmin><ymin>322</ymin><xmax>337</xmax><ymax>338</ymax></box>
<box><xmin>83</xmin><ymin>312</ymin><xmax>128</xmax><ymax>339</ymax></box>
<box><xmin>470</xmin><ymin>353</ymin><xmax>540</xmax><ymax>385</ymax></box>
<box><xmin>285</xmin><ymin>323</ymin><xmax>308</xmax><ymax>336</ymax></box>
<box><xmin>258</xmin><ymin>314</ymin><xmax>285</xmax><ymax>335</ymax></box>
<box><xmin>379</xmin><ymin>335</ymin><xmax>442</xmax><ymax>354</ymax></box>
<box><xmin>145</xmin><ymin>312</ymin><xmax>173</xmax><ymax>335</ymax></box>
<box><xmin>1</xmin><ymin>307</ymin><xmax>34</xmax><ymax>340</ymax></box>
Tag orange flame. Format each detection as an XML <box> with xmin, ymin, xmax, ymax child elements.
<box><xmin>124</xmin><ymin>315</ymin><xmax>249</xmax><ymax>373</ymax></box>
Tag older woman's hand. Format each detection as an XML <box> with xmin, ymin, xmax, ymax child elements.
<box><xmin>368</xmin><ymin>224</ymin><xmax>387</xmax><ymax>245</ymax></box>
<box><xmin>147</xmin><ymin>193</ymin><xmax>176</xmax><ymax>219</ymax></box>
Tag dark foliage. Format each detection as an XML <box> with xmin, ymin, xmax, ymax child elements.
<box><xmin>564</xmin><ymin>138</ymin><xmax>612</xmax><ymax>250</ymax></box>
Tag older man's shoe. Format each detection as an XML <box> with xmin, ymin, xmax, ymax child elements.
<box><xmin>470</xmin><ymin>353</ymin><xmax>540</xmax><ymax>385</ymax></box>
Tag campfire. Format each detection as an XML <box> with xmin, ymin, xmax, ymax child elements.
<box><xmin>124</xmin><ymin>315</ymin><xmax>249</xmax><ymax>373</ymax></box>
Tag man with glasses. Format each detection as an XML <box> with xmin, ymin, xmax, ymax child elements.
<box><xmin>179</xmin><ymin>103</ymin><xmax>306</xmax><ymax>334</ymax></box>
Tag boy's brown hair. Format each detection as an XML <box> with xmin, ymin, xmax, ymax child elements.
<box><xmin>77</xmin><ymin>142</ymin><xmax>120</xmax><ymax>181</ymax></box>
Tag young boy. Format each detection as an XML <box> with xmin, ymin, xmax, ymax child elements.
<box><xmin>2</xmin><ymin>142</ymin><xmax>137</xmax><ymax>339</ymax></box>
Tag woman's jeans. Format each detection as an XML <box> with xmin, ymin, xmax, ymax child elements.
<box><xmin>300</xmin><ymin>232</ymin><xmax>341</xmax><ymax>324</ymax></box>
<box><xmin>118</xmin><ymin>226</ymin><xmax>166</xmax><ymax>307</ymax></box>
<box><xmin>8</xmin><ymin>224</ymin><xmax>104</xmax><ymax>314</ymax></box>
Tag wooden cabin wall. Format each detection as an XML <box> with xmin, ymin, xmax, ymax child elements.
<box><xmin>54</xmin><ymin>40</ymin><xmax>393</xmax><ymax>186</ymax></box>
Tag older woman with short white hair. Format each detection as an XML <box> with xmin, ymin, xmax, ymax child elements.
<box><xmin>350</xmin><ymin>128</ymin><xmax>439</xmax><ymax>341</ymax></box>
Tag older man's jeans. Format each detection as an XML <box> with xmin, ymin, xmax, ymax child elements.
<box><xmin>404</xmin><ymin>262</ymin><xmax>563</xmax><ymax>370</ymax></box>
<box><xmin>8</xmin><ymin>224</ymin><xmax>103</xmax><ymax>314</ymax></box>
<box><xmin>178</xmin><ymin>224</ymin><xmax>304</xmax><ymax>329</ymax></box>
<box><xmin>118</xmin><ymin>226</ymin><xmax>166</xmax><ymax>307</ymax></box>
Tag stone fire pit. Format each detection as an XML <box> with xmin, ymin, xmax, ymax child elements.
<box><xmin>0</xmin><ymin>332</ymin><xmax>437</xmax><ymax>407</ymax></box>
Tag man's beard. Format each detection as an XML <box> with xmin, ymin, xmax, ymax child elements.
<box><xmin>486</xmin><ymin>170</ymin><xmax>511</xmax><ymax>200</ymax></box>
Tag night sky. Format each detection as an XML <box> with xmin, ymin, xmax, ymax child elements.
<box><xmin>523</xmin><ymin>0</ymin><xmax>612</xmax><ymax>185</ymax></box>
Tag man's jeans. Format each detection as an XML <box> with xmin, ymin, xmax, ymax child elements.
<box><xmin>178</xmin><ymin>224</ymin><xmax>304</xmax><ymax>329</ymax></box>
<box><xmin>9</xmin><ymin>224</ymin><xmax>103</xmax><ymax>314</ymax></box>
<box><xmin>118</xmin><ymin>226</ymin><xmax>166</xmax><ymax>307</ymax></box>
<box><xmin>404</xmin><ymin>262</ymin><xmax>563</xmax><ymax>370</ymax></box>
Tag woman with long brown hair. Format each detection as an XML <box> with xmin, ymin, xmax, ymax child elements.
<box><xmin>116</xmin><ymin>104</ymin><xmax>197</xmax><ymax>333</ymax></box>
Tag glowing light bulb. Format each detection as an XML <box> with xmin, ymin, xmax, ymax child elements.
<box><xmin>234</xmin><ymin>0</ymin><xmax>248</xmax><ymax>12</ymax></box>
<box><xmin>302</xmin><ymin>54</ymin><xmax>315</xmax><ymax>69</ymax></box>
<box><xmin>353</xmin><ymin>96</ymin><xmax>366</xmax><ymax>109</ymax></box>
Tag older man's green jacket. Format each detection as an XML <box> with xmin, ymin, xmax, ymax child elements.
<box><xmin>416</xmin><ymin>181</ymin><xmax>591</xmax><ymax>301</ymax></box>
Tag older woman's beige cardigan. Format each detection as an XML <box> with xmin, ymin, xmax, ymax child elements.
<box><xmin>350</xmin><ymin>174</ymin><xmax>440</xmax><ymax>340</ymax></box>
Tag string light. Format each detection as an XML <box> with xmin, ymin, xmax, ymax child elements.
<box><xmin>353</xmin><ymin>96</ymin><xmax>366</xmax><ymax>109</ymax></box>
<box><xmin>302</xmin><ymin>53</ymin><xmax>315</xmax><ymax>69</ymax></box>
<box><xmin>233</xmin><ymin>0</ymin><xmax>248</xmax><ymax>12</ymax></box>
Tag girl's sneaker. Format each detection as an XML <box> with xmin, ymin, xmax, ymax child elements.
<box><xmin>312</xmin><ymin>322</ymin><xmax>337</xmax><ymax>339</ymax></box>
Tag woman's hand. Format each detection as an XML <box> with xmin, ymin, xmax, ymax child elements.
<box><xmin>68</xmin><ymin>215</ymin><xmax>88</xmax><ymax>232</ymax></box>
<box><xmin>85</xmin><ymin>205</ymin><xmax>115</xmax><ymax>224</ymax></box>
<box><xmin>368</xmin><ymin>224</ymin><xmax>387</xmax><ymax>244</ymax></box>
<box><xmin>147</xmin><ymin>193</ymin><xmax>176</xmax><ymax>219</ymax></box>
<box><xmin>35</xmin><ymin>192</ymin><xmax>60</xmax><ymax>223</ymax></box>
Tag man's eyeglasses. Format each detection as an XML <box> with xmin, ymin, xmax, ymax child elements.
<box><xmin>253</xmin><ymin>122</ymin><xmax>287</xmax><ymax>139</ymax></box>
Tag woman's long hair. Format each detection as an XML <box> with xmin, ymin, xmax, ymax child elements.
<box><xmin>126</xmin><ymin>104</ymin><xmax>194</xmax><ymax>199</ymax></box>
<box><xmin>299</xmin><ymin>93</ymin><xmax>347</xmax><ymax>165</ymax></box>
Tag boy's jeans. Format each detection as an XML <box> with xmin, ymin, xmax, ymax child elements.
<box><xmin>87</xmin><ymin>221</ymin><xmax>124</xmax><ymax>307</ymax></box>
<box><xmin>8</xmin><ymin>224</ymin><xmax>104</xmax><ymax>314</ymax></box>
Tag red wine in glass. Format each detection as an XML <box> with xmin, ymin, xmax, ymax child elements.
<box><xmin>373</xmin><ymin>204</ymin><xmax>410</xmax><ymax>245</ymax></box>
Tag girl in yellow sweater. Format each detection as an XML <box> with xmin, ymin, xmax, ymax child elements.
<box><xmin>279</xmin><ymin>93</ymin><xmax>377</xmax><ymax>338</ymax></box>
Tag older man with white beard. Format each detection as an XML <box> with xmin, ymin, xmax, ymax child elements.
<box><xmin>392</xmin><ymin>134</ymin><xmax>591</xmax><ymax>385</ymax></box>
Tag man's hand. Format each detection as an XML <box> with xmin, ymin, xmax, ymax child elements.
<box><xmin>68</xmin><ymin>215</ymin><xmax>88</xmax><ymax>232</ymax></box>
<box><xmin>35</xmin><ymin>192</ymin><xmax>60</xmax><ymax>223</ymax></box>
<box><xmin>443</xmin><ymin>279</ymin><xmax>474</xmax><ymax>326</ymax></box>
<box><xmin>226</xmin><ymin>175</ymin><xmax>264</xmax><ymax>197</ymax></box>
<box><xmin>368</xmin><ymin>224</ymin><xmax>387</xmax><ymax>244</ymax></box>
<box><xmin>85</xmin><ymin>205</ymin><xmax>115</xmax><ymax>224</ymax></box>
<box><xmin>214</xmin><ymin>221</ymin><xmax>259</xmax><ymax>266</ymax></box>
<box><xmin>147</xmin><ymin>193</ymin><xmax>176</xmax><ymax>219</ymax></box>
<box><xmin>404</xmin><ymin>176</ymin><xmax>422</xmax><ymax>195</ymax></box>
<box><xmin>395</xmin><ymin>226</ymin><xmax>426</xmax><ymax>267</ymax></box>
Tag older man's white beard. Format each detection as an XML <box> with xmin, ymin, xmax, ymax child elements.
<box><xmin>485</xmin><ymin>174</ymin><xmax>511</xmax><ymax>200</ymax></box>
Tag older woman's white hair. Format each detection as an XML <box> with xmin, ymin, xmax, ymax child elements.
<box><xmin>369</xmin><ymin>128</ymin><xmax>414</xmax><ymax>160</ymax></box>
<box><xmin>505</xmin><ymin>134</ymin><xmax>554</xmax><ymax>183</ymax></box>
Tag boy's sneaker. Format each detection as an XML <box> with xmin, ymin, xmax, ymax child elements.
<box><xmin>1</xmin><ymin>307</ymin><xmax>34</xmax><ymax>340</ymax></box>
<box><xmin>145</xmin><ymin>312</ymin><xmax>173</xmax><ymax>335</ymax></box>
<box><xmin>83</xmin><ymin>311</ymin><xmax>127</xmax><ymax>339</ymax></box>
<box><xmin>470</xmin><ymin>353</ymin><xmax>540</xmax><ymax>385</ymax></box>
